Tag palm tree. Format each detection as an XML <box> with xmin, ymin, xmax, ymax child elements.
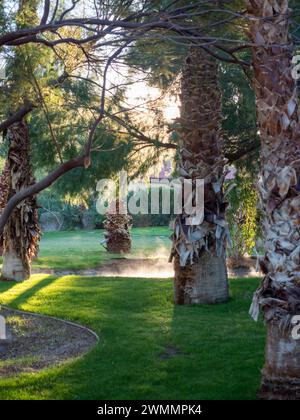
<box><xmin>170</xmin><ymin>47</ymin><xmax>229</xmax><ymax>304</ymax></box>
<box><xmin>102</xmin><ymin>199</ymin><xmax>132</xmax><ymax>253</ymax></box>
<box><xmin>1</xmin><ymin>119</ymin><xmax>40</xmax><ymax>281</ymax></box>
<box><xmin>247</xmin><ymin>0</ymin><xmax>300</xmax><ymax>399</ymax></box>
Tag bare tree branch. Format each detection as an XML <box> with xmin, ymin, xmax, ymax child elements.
<box><xmin>0</xmin><ymin>156</ymin><xmax>86</xmax><ymax>235</ymax></box>
<box><xmin>0</xmin><ymin>102</ymin><xmax>35</xmax><ymax>133</ymax></box>
<box><xmin>40</xmin><ymin>0</ymin><xmax>50</xmax><ymax>25</ymax></box>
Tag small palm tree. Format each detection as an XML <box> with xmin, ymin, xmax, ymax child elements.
<box><xmin>102</xmin><ymin>200</ymin><xmax>132</xmax><ymax>253</ymax></box>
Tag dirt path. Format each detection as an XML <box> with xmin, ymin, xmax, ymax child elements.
<box><xmin>32</xmin><ymin>257</ymin><xmax>262</xmax><ymax>278</ymax></box>
<box><xmin>0</xmin><ymin>307</ymin><xmax>98</xmax><ymax>377</ymax></box>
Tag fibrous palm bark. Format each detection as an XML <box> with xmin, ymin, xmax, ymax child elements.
<box><xmin>247</xmin><ymin>0</ymin><xmax>300</xmax><ymax>400</ymax></box>
<box><xmin>170</xmin><ymin>47</ymin><xmax>229</xmax><ymax>304</ymax></box>
<box><xmin>1</xmin><ymin>120</ymin><xmax>40</xmax><ymax>281</ymax></box>
<box><xmin>0</xmin><ymin>161</ymin><xmax>10</xmax><ymax>255</ymax></box>
<box><xmin>102</xmin><ymin>200</ymin><xmax>132</xmax><ymax>253</ymax></box>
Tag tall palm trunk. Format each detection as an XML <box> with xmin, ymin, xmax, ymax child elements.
<box><xmin>247</xmin><ymin>0</ymin><xmax>300</xmax><ymax>399</ymax></box>
<box><xmin>1</xmin><ymin>120</ymin><xmax>40</xmax><ymax>281</ymax></box>
<box><xmin>0</xmin><ymin>161</ymin><xmax>10</xmax><ymax>255</ymax></box>
<box><xmin>170</xmin><ymin>47</ymin><xmax>229</xmax><ymax>304</ymax></box>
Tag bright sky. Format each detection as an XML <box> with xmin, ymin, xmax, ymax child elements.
<box><xmin>110</xmin><ymin>71</ymin><xmax>179</xmax><ymax>179</ymax></box>
<box><xmin>126</xmin><ymin>81</ymin><xmax>180</xmax><ymax>121</ymax></box>
<box><xmin>107</xmin><ymin>62</ymin><xmax>180</xmax><ymax>123</ymax></box>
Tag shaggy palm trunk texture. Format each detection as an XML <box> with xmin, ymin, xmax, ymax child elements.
<box><xmin>247</xmin><ymin>0</ymin><xmax>300</xmax><ymax>399</ymax></box>
<box><xmin>0</xmin><ymin>161</ymin><xmax>10</xmax><ymax>255</ymax></box>
<box><xmin>2</xmin><ymin>120</ymin><xmax>40</xmax><ymax>281</ymax></box>
<box><xmin>170</xmin><ymin>47</ymin><xmax>229</xmax><ymax>304</ymax></box>
<box><xmin>103</xmin><ymin>201</ymin><xmax>132</xmax><ymax>253</ymax></box>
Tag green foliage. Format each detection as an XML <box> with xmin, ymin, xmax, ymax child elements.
<box><xmin>38</xmin><ymin>184</ymin><xmax>175</xmax><ymax>231</ymax></box>
<box><xmin>0</xmin><ymin>1</ymin><xmax>42</xmax><ymax>113</ymax></box>
<box><xmin>0</xmin><ymin>0</ymin><xmax>261</xmax><ymax>245</ymax></box>
<box><xmin>127</xmin><ymin>39</ymin><xmax>185</xmax><ymax>89</ymax></box>
<box><xmin>0</xmin><ymin>2</ymin><xmax>6</xmax><ymax>36</ymax></box>
<box><xmin>38</xmin><ymin>187</ymin><xmax>104</xmax><ymax>231</ymax></box>
<box><xmin>0</xmin><ymin>2</ymin><xmax>139</xmax><ymax>207</ymax></box>
<box><xmin>226</xmin><ymin>169</ymin><xmax>260</xmax><ymax>259</ymax></box>
<box><xmin>220</xmin><ymin>61</ymin><xmax>259</xmax><ymax>163</ymax></box>
<box><xmin>129</xmin><ymin>186</ymin><xmax>175</xmax><ymax>227</ymax></box>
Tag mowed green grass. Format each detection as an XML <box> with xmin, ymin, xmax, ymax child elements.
<box><xmin>0</xmin><ymin>274</ymin><xmax>264</xmax><ymax>400</ymax></box>
<box><xmin>0</xmin><ymin>228</ymin><xmax>264</xmax><ymax>399</ymax></box>
<box><xmin>0</xmin><ymin>227</ymin><xmax>171</xmax><ymax>271</ymax></box>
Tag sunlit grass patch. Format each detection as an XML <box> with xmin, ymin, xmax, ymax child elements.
<box><xmin>0</xmin><ymin>275</ymin><xmax>264</xmax><ymax>400</ymax></box>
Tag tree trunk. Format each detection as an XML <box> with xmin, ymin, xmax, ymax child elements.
<box><xmin>247</xmin><ymin>0</ymin><xmax>300</xmax><ymax>399</ymax></box>
<box><xmin>1</xmin><ymin>249</ymin><xmax>30</xmax><ymax>282</ymax></box>
<box><xmin>1</xmin><ymin>120</ymin><xmax>40</xmax><ymax>282</ymax></box>
<box><xmin>174</xmin><ymin>253</ymin><xmax>228</xmax><ymax>304</ymax></box>
<box><xmin>0</xmin><ymin>161</ymin><xmax>10</xmax><ymax>256</ymax></box>
<box><xmin>102</xmin><ymin>200</ymin><xmax>132</xmax><ymax>253</ymax></box>
<box><xmin>170</xmin><ymin>47</ymin><xmax>229</xmax><ymax>304</ymax></box>
<box><xmin>260</xmin><ymin>322</ymin><xmax>300</xmax><ymax>400</ymax></box>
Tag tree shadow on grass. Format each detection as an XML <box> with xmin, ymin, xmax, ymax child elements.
<box><xmin>0</xmin><ymin>276</ymin><xmax>166</xmax><ymax>400</ymax></box>
<box><xmin>0</xmin><ymin>280</ymin><xmax>17</xmax><ymax>295</ymax></box>
<box><xmin>0</xmin><ymin>275</ymin><xmax>58</xmax><ymax>308</ymax></box>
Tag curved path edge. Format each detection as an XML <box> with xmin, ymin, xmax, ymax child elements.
<box><xmin>0</xmin><ymin>304</ymin><xmax>99</xmax><ymax>342</ymax></box>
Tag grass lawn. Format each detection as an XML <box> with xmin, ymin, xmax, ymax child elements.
<box><xmin>0</xmin><ymin>274</ymin><xmax>264</xmax><ymax>400</ymax></box>
<box><xmin>0</xmin><ymin>227</ymin><xmax>171</xmax><ymax>271</ymax></box>
<box><xmin>0</xmin><ymin>228</ymin><xmax>264</xmax><ymax>400</ymax></box>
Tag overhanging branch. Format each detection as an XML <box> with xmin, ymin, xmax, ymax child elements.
<box><xmin>0</xmin><ymin>102</ymin><xmax>35</xmax><ymax>133</ymax></box>
<box><xmin>0</xmin><ymin>156</ymin><xmax>86</xmax><ymax>236</ymax></box>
